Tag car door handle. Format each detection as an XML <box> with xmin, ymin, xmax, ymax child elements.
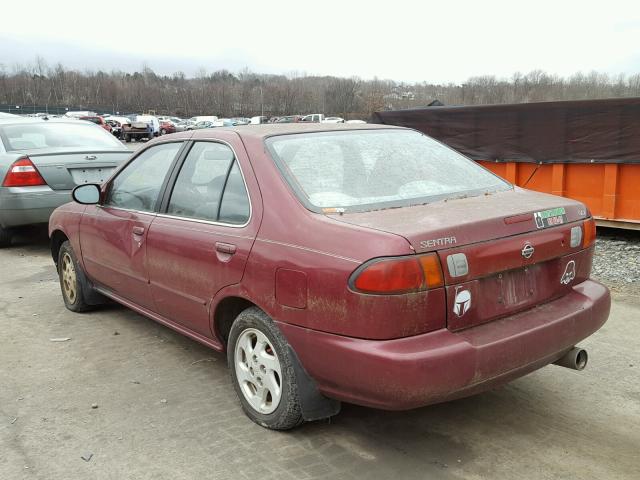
<box><xmin>215</xmin><ymin>242</ymin><xmax>237</xmax><ymax>254</ymax></box>
<box><xmin>132</xmin><ymin>226</ymin><xmax>145</xmax><ymax>236</ymax></box>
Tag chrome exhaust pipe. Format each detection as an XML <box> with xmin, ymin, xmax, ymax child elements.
<box><xmin>553</xmin><ymin>347</ymin><xmax>588</xmax><ymax>371</ymax></box>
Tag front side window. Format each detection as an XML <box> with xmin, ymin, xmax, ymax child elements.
<box><xmin>266</xmin><ymin>129</ymin><xmax>511</xmax><ymax>212</ymax></box>
<box><xmin>106</xmin><ymin>142</ymin><xmax>182</xmax><ymax>211</ymax></box>
<box><xmin>167</xmin><ymin>142</ymin><xmax>250</xmax><ymax>224</ymax></box>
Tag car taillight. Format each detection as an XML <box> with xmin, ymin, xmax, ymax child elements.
<box><xmin>350</xmin><ymin>253</ymin><xmax>444</xmax><ymax>295</ymax></box>
<box><xmin>2</xmin><ymin>157</ymin><xmax>46</xmax><ymax>187</ymax></box>
<box><xmin>583</xmin><ymin>218</ymin><xmax>596</xmax><ymax>248</ymax></box>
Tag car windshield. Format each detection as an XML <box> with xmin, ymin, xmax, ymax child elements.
<box><xmin>266</xmin><ymin>129</ymin><xmax>511</xmax><ymax>212</ymax></box>
<box><xmin>0</xmin><ymin>122</ymin><xmax>124</xmax><ymax>151</ymax></box>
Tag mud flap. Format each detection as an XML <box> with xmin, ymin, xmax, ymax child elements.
<box><xmin>82</xmin><ymin>277</ymin><xmax>108</xmax><ymax>306</ymax></box>
<box><xmin>287</xmin><ymin>346</ymin><xmax>341</xmax><ymax>421</ymax></box>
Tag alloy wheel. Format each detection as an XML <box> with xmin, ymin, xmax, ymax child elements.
<box><xmin>61</xmin><ymin>252</ymin><xmax>77</xmax><ymax>304</ymax></box>
<box><xmin>234</xmin><ymin>328</ymin><xmax>282</xmax><ymax>414</ymax></box>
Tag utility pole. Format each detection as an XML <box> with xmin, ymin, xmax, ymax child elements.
<box><xmin>260</xmin><ymin>86</ymin><xmax>264</xmax><ymax>117</ymax></box>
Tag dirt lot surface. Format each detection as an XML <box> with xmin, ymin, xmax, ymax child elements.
<box><xmin>1</xmin><ymin>227</ymin><xmax>639</xmax><ymax>480</ymax></box>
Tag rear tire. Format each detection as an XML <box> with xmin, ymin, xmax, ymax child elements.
<box><xmin>0</xmin><ymin>226</ymin><xmax>12</xmax><ymax>248</ymax></box>
<box><xmin>228</xmin><ymin>307</ymin><xmax>304</xmax><ymax>430</ymax></box>
<box><xmin>57</xmin><ymin>241</ymin><xmax>94</xmax><ymax>312</ymax></box>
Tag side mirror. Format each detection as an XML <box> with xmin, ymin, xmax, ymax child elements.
<box><xmin>72</xmin><ymin>183</ymin><xmax>101</xmax><ymax>204</ymax></box>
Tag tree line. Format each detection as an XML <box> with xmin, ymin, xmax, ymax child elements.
<box><xmin>1</xmin><ymin>58</ymin><xmax>639</xmax><ymax>119</ymax></box>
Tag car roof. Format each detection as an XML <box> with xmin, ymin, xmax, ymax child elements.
<box><xmin>0</xmin><ymin>117</ymin><xmax>47</xmax><ymax>126</ymax></box>
<box><xmin>0</xmin><ymin>117</ymin><xmax>92</xmax><ymax>126</ymax></box>
<box><xmin>190</xmin><ymin>122</ymin><xmax>404</xmax><ymax>141</ymax></box>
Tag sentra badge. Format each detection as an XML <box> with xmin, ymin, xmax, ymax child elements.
<box><xmin>420</xmin><ymin>236</ymin><xmax>457</xmax><ymax>249</ymax></box>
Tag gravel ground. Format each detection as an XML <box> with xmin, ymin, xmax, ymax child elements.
<box><xmin>1</xmin><ymin>230</ymin><xmax>639</xmax><ymax>480</ymax></box>
<box><xmin>592</xmin><ymin>227</ymin><xmax>640</xmax><ymax>293</ymax></box>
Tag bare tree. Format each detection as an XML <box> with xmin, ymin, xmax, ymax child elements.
<box><xmin>1</xmin><ymin>58</ymin><xmax>639</xmax><ymax>118</ymax></box>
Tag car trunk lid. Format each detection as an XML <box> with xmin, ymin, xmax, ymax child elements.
<box><xmin>25</xmin><ymin>149</ymin><xmax>130</xmax><ymax>190</ymax></box>
<box><xmin>329</xmin><ymin>188</ymin><xmax>593</xmax><ymax>331</ymax></box>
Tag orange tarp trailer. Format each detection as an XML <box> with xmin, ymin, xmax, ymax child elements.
<box><xmin>373</xmin><ymin>98</ymin><xmax>640</xmax><ymax>230</ymax></box>
<box><xmin>476</xmin><ymin>161</ymin><xmax>640</xmax><ymax>230</ymax></box>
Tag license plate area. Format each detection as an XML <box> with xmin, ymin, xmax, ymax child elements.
<box><xmin>445</xmin><ymin>250</ymin><xmax>592</xmax><ymax>332</ymax></box>
<box><xmin>69</xmin><ymin>167</ymin><xmax>115</xmax><ymax>184</ymax></box>
<box><xmin>496</xmin><ymin>266</ymin><xmax>537</xmax><ymax>308</ymax></box>
<box><xmin>446</xmin><ymin>266</ymin><xmax>540</xmax><ymax>331</ymax></box>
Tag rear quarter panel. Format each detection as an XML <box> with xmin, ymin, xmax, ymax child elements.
<box><xmin>221</xmin><ymin>134</ymin><xmax>447</xmax><ymax>340</ymax></box>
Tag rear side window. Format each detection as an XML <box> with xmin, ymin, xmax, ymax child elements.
<box><xmin>219</xmin><ymin>162</ymin><xmax>250</xmax><ymax>224</ymax></box>
<box><xmin>167</xmin><ymin>142</ymin><xmax>250</xmax><ymax>225</ymax></box>
<box><xmin>106</xmin><ymin>142</ymin><xmax>182</xmax><ymax>212</ymax></box>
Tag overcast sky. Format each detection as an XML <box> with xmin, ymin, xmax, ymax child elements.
<box><xmin>1</xmin><ymin>0</ymin><xmax>639</xmax><ymax>84</ymax></box>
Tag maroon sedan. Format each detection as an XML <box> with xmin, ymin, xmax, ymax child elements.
<box><xmin>160</xmin><ymin>121</ymin><xmax>176</xmax><ymax>135</ymax></box>
<box><xmin>49</xmin><ymin>124</ymin><xmax>610</xmax><ymax>429</ymax></box>
<box><xmin>80</xmin><ymin>115</ymin><xmax>112</xmax><ymax>133</ymax></box>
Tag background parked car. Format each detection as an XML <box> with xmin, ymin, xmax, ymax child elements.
<box><xmin>300</xmin><ymin>114</ymin><xmax>324</xmax><ymax>123</ymax></box>
<box><xmin>321</xmin><ymin>116</ymin><xmax>345</xmax><ymax>123</ymax></box>
<box><xmin>212</xmin><ymin>118</ymin><xmax>246</xmax><ymax>127</ymax></box>
<box><xmin>135</xmin><ymin>115</ymin><xmax>160</xmax><ymax>136</ymax></box>
<box><xmin>174</xmin><ymin>120</ymin><xmax>195</xmax><ymax>132</ymax></box>
<box><xmin>276</xmin><ymin>115</ymin><xmax>302</xmax><ymax>123</ymax></box>
<box><xmin>188</xmin><ymin>120</ymin><xmax>215</xmax><ymax>130</ymax></box>
<box><xmin>0</xmin><ymin>117</ymin><xmax>130</xmax><ymax>246</ymax></box>
<box><xmin>250</xmin><ymin>116</ymin><xmax>269</xmax><ymax>124</ymax></box>
<box><xmin>104</xmin><ymin>118</ymin><xmax>124</xmax><ymax>138</ymax></box>
<box><xmin>80</xmin><ymin>116</ymin><xmax>113</xmax><ymax>133</ymax></box>
<box><xmin>160</xmin><ymin>121</ymin><xmax>176</xmax><ymax>135</ymax></box>
<box><xmin>188</xmin><ymin>116</ymin><xmax>219</xmax><ymax>124</ymax></box>
<box><xmin>64</xmin><ymin>111</ymin><xmax>98</xmax><ymax>119</ymax></box>
<box><xmin>106</xmin><ymin>116</ymin><xmax>132</xmax><ymax>128</ymax></box>
<box><xmin>122</xmin><ymin>119</ymin><xmax>154</xmax><ymax>141</ymax></box>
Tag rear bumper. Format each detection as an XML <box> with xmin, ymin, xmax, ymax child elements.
<box><xmin>278</xmin><ymin>279</ymin><xmax>610</xmax><ymax>410</ymax></box>
<box><xmin>0</xmin><ymin>186</ymin><xmax>71</xmax><ymax>228</ymax></box>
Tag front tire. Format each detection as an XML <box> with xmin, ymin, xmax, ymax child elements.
<box><xmin>57</xmin><ymin>241</ymin><xmax>93</xmax><ymax>312</ymax></box>
<box><xmin>228</xmin><ymin>307</ymin><xmax>303</xmax><ymax>430</ymax></box>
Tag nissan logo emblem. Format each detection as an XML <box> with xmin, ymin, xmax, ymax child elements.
<box><xmin>521</xmin><ymin>243</ymin><xmax>535</xmax><ymax>259</ymax></box>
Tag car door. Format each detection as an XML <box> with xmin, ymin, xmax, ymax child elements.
<box><xmin>80</xmin><ymin>142</ymin><xmax>185</xmax><ymax>309</ymax></box>
<box><xmin>145</xmin><ymin>138</ymin><xmax>260</xmax><ymax>337</ymax></box>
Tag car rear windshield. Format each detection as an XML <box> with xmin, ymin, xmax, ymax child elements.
<box><xmin>265</xmin><ymin>129</ymin><xmax>511</xmax><ymax>212</ymax></box>
<box><xmin>0</xmin><ymin>122</ymin><xmax>124</xmax><ymax>151</ymax></box>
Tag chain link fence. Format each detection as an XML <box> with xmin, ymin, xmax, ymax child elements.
<box><xmin>0</xmin><ymin>104</ymin><xmax>132</xmax><ymax>116</ymax></box>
